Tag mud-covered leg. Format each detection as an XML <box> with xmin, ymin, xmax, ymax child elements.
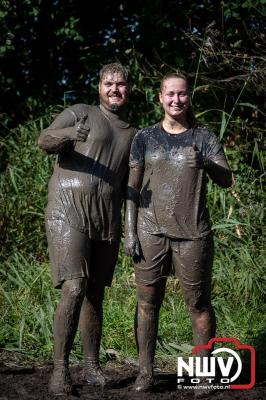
<box><xmin>79</xmin><ymin>281</ymin><xmax>107</xmax><ymax>386</ymax></box>
<box><xmin>173</xmin><ymin>237</ymin><xmax>216</xmax><ymax>398</ymax></box>
<box><xmin>191</xmin><ymin>307</ymin><xmax>216</xmax><ymax>356</ymax></box>
<box><xmin>134</xmin><ymin>279</ymin><xmax>166</xmax><ymax>392</ymax></box>
<box><xmin>191</xmin><ymin>308</ymin><xmax>216</xmax><ymax>398</ymax></box>
<box><xmin>49</xmin><ymin>278</ymin><xmax>86</xmax><ymax>395</ymax></box>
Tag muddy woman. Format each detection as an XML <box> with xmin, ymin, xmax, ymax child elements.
<box><xmin>124</xmin><ymin>72</ymin><xmax>233</xmax><ymax>396</ymax></box>
<box><xmin>38</xmin><ymin>63</ymin><xmax>136</xmax><ymax>395</ymax></box>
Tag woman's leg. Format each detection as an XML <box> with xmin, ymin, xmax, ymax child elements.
<box><xmin>172</xmin><ymin>236</ymin><xmax>215</xmax><ymax>356</ymax></box>
<box><xmin>134</xmin><ymin>279</ymin><xmax>167</xmax><ymax>391</ymax></box>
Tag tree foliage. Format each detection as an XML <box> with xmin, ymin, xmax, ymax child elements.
<box><xmin>0</xmin><ymin>0</ymin><xmax>265</xmax><ymax>130</ymax></box>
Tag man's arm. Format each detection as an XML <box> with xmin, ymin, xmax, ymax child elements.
<box><xmin>38</xmin><ymin>109</ymin><xmax>89</xmax><ymax>152</ymax></box>
<box><xmin>124</xmin><ymin>166</ymin><xmax>144</xmax><ymax>257</ymax></box>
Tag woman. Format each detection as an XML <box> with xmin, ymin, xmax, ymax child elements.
<box><xmin>124</xmin><ymin>73</ymin><xmax>233</xmax><ymax>393</ymax></box>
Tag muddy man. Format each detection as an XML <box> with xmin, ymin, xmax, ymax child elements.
<box><xmin>124</xmin><ymin>72</ymin><xmax>233</xmax><ymax>396</ymax></box>
<box><xmin>38</xmin><ymin>63</ymin><xmax>136</xmax><ymax>395</ymax></box>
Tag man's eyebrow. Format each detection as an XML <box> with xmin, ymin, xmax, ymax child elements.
<box><xmin>103</xmin><ymin>79</ymin><xmax>127</xmax><ymax>84</ymax></box>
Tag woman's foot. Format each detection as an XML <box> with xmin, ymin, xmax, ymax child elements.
<box><xmin>133</xmin><ymin>372</ymin><xmax>154</xmax><ymax>392</ymax></box>
<box><xmin>194</xmin><ymin>379</ymin><xmax>216</xmax><ymax>398</ymax></box>
<box><xmin>82</xmin><ymin>359</ymin><xmax>107</xmax><ymax>386</ymax></box>
<box><xmin>49</xmin><ymin>365</ymin><xmax>72</xmax><ymax>396</ymax></box>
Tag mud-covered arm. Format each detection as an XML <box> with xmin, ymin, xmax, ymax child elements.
<box><xmin>38</xmin><ymin>109</ymin><xmax>89</xmax><ymax>152</ymax></box>
<box><xmin>124</xmin><ymin>166</ymin><xmax>144</xmax><ymax>257</ymax></box>
<box><xmin>204</xmin><ymin>157</ymin><xmax>233</xmax><ymax>188</ymax></box>
<box><xmin>187</xmin><ymin>139</ymin><xmax>233</xmax><ymax>188</ymax></box>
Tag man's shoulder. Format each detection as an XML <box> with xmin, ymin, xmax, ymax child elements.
<box><xmin>67</xmin><ymin>103</ymin><xmax>98</xmax><ymax>116</ymax></box>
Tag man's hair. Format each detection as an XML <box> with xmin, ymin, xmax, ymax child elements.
<box><xmin>160</xmin><ymin>72</ymin><xmax>197</xmax><ymax>127</ymax></box>
<box><xmin>99</xmin><ymin>62</ymin><xmax>131</xmax><ymax>84</ymax></box>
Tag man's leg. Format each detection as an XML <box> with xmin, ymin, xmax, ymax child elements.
<box><xmin>49</xmin><ymin>277</ymin><xmax>86</xmax><ymax>395</ymax></box>
<box><xmin>79</xmin><ymin>280</ymin><xmax>106</xmax><ymax>385</ymax></box>
<box><xmin>134</xmin><ymin>279</ymin><xmax>166</xmax><ymax>391</ymax></box>
<box><xmin>79</xmin><ymin>240</ymin><xmax>120</xmax><ymax>386</ymax></box>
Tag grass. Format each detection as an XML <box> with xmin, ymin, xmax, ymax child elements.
<box><xmin>0</xmin><ymin>241</ymin><xmax>265</xmax><ymax>367</ymax></box>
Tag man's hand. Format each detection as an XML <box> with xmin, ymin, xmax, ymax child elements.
<box><xmin>186</xmin><ymin>143</ymin><xmax>205</xmax><ymax>169</ymax></box>
<box><xmin>66</xmin><ymin>114</ymin><xmax>90</xmax><ymax>141</ymax></box>
<box><xmin>75</xmin><ymin>114</ymin><xmax>90</xmax><ymax>141</ymax></box>
<box><xmin>124</xmin><ymin>232</ymin><xmax>141</xmax><ymax>258</ymax></box>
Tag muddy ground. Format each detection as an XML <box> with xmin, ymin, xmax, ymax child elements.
<box><xmin>0</xmin><ymin>360</ymin><xmax>265</xmax><ymax>400</ymax></box>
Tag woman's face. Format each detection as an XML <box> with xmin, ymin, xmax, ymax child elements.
<box><xmin>159</xmin><ymin>77</ymin><xmax>189</xmax><ymax>121</ymax></box>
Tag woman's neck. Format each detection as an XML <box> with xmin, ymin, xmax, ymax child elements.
<box><xmin>161</xmin><ymin>116</ymin><xmax>189</xmax><ymax>134</ymax></box>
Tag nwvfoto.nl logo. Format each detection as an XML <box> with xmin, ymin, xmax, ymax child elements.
<box><xmin>177</xmin><ymin>337</ymin><xmax>256</xmax><ymax>390</ymax></box>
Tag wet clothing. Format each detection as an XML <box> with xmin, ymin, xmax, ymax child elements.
<box><xmin>39</xmin><ymin>104</ymin><xmax>136</xmax><ymax>287</ymax></box>
<box><xmin>129</xmin><ymin>123</ymin><xmax>229</xmax><ymax>287</ymax></box>
<box><xmin>40</xmin><ymin>104</ymin><xmax>136</xmax><ymax>240</ymax></box>
<box><xmin>46</xmin><ymin>219</ymin><xmax>120</xmax><ymax>288</ymax></box>
<box><xmin>130</xmin><ymin>124</ymin><xmax>227</xmax><ymax>240</ymax></box>
<box><xmin>135</xmin><ymin>230</ymin><xmax>214</xmax><ymax>312</ymax></box>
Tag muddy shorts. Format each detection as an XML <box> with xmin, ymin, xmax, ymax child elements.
<box><xmin>135</xmin><ymin>230</ymin><xmax>214</xmax><ymax>312</ymax></box>
<box><xmin>45</xmin><ymin>218</ymin><xmax>120</xmax><ymax>289</ymax></box>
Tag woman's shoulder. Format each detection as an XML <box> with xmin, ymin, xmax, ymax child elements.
<box><xmin>135</xmin><ymin>123</ymin><xmax>160</xmax><ymax>137</ymax></box>
<box><xmin>193</xmin><ymin>125</ymin><xmax>218</xmax><ymax>141</ymax></box>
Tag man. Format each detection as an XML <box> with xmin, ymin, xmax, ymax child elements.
<box><xmin>38</xmin><ymin>63</ymin><xmax>136</xmax><ymax>395</ymax></box>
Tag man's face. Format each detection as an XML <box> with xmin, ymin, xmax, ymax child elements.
<box><xmin>99</xmin><ymin>72</ymin><xmax>129</xmax><ymax>112</ymax></box>
<box><xmin>159</xmin><ymin>78</ymin><xmax>189</xmax><ymax>120</ymax></box>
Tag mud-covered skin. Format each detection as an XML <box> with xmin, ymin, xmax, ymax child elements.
<box><xmin>39</xmin><ymin>65</ymin><xmax>136</xmax><ymax>394</ymax></box>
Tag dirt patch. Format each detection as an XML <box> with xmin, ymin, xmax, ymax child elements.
<box><xmin>0</xmin><ymin>361</ymin><xmax>265</xmax><ymax>400</ymax></box>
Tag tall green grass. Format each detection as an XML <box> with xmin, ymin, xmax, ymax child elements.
<box><xmin>0</xmin><ymin>104</ymin><xmax>265</xmax><ymax>369</ymax></box>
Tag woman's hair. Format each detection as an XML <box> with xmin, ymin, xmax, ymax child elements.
<box><xmin>160</xmin><ymin>72</ymin><xmax>197</xmax><ymax>127</ymax></box>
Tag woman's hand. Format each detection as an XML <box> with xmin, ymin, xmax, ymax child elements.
<box><xmin>124</xmin><ymin>232</ymin><xmax>141</xmax><ymax>258</ymax></box>
<box><xmin>186</xmin><ymin>143</ymin><xmax>205</xmax><ymax>169</ymax></box>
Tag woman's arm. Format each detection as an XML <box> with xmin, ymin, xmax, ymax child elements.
<box><xmin>204</xmin><ymin>157</ymin><xmax>233</xmax><ymax>188</ymax></box>
<box><xmin>187</xmin><ymin>142</ymin><xmax>233</xmax><ymax>188</ymax></box>
<box><xmin>124</xmin><ymin>166</ymin><xmax>144</xmax><ymax>257</ymax></box>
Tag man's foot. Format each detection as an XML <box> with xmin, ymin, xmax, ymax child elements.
<box><xmin>82</xmin><ymin>359</ymin><xmax>107</xmax><ymax>386</ymax></box>
<box><xmin>133</xmin><ymin>372</ymin><xmax>154</xmax><ymax>392</ymax></box>
<box><xmin>49</xmin><ymin>365</ymin><xmax>72</xmax><ymax>396</ymax></box>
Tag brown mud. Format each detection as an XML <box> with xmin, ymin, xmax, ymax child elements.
<box><xmin>0</xmin><ymin>361</ymin><xmax>265</xmax><ymax>400</ymax></box>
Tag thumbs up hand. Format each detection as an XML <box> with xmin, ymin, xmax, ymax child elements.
<box><xmin>75</xmin><ymin>114</ymin><xmax>90</xmax><ymax>142</ymax></box>
<box><xmin>185</xmin><ymin>143</ymin><xmax>205</xmax><ymax>169</ymax></box>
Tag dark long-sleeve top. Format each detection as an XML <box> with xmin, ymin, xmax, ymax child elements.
<box><xmin>38</xmin><ymin>104</ymin><xmax>137</xmax><ymax>241</ymax></box>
